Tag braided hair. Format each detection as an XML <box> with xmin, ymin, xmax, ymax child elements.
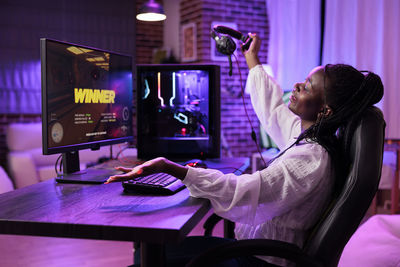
<box><xmin>297</xmin><ymin>64</ymin><xmax>384</xmax><ymax>193</ymax></box>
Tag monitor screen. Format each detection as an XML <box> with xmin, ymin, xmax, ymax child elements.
<box><xmin>136</xmin><ymin>64</ymin><xmax>220</xmax><ymax>160</ymax></box>
<box><xmin>41</xmin><ymin>39</ymin><xmax>133</xmax><ymax>156</ymax></box>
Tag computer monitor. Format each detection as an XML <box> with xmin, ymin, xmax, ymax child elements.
<box><xmin>136</xmin><ymin>64</ymin><xmax>220</xmax><ymax>160</ymax></box>
<box><xmin>41</xmin><ymin>38</ymin><xmax>133</xmax><ymax>175</ymax></box>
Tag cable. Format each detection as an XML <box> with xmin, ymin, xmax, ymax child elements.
<box><xmin>115</xmin><ymin>144</ymin><xmax>143</xmax><ymax>166</ymax></box>
<box><xmin>232</xmin><ymin>53</ymin><xmax>267</xmax><ymax>168</ymax></box>
<box><xmin>55</xmin><ymin>154</ymin><xmax>63</xmax><ymax>176</ymax></box>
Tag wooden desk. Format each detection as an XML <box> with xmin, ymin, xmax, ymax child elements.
<box><xmin>385</xmin><ymin>139</ymin><xmax>400</xmax><ymax>214</ymax></box>
<box><xmin>0</xmin><ymin>157</ymin><xmax>249</xmax><ymax>267</ymax></box>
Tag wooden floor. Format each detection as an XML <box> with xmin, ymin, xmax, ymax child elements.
<box><xmin>0</xmin><ymin>235</ymin><xmax>133</xmax><ymax>267</ymax></box>
<box><xmin>1</xmin><ymin>205</ymin><xmax>388</xmax><ymax>267</ymax></box>
<box><xmin>0</xmin><ymin>210</ymin><xmax>223</xmax><ymax>267</ymax></box>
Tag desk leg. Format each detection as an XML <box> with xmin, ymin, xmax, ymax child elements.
<box><xmin>391</xmin><ymin>150</ymin><xmax>400</xmax><ymax>214</ymax></box>
<box><xmin>140</xmin><ymin>242</ymin><xmax>165</xmax><ymax>267</ymax></box>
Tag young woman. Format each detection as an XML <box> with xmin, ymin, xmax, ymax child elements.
<box><xmin>105</xmin><ymin>34</ymin><xmax>384</xmax><ymax>266</ymax></box>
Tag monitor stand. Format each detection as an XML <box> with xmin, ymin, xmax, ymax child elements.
<box><xmin>62</xmin><ymin>151</ymin><xmax>84</xmax><ymax>174</ymax></box>
<box><xmin>55</xmin><ymin>151</ymin><xmax>118</xmax><ymax>184</ymax></box>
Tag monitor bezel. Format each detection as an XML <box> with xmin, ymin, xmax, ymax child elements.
<box><xmin>40</xmin><ymin>38</ymin><xmax>134</xmax><ymax>155</ymax></box>
<box><xmin>136</xmin><ymin>64</ymin><xmax>221</xmax><ymax>160</ymax></box>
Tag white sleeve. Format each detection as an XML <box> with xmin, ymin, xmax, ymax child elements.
<box><xmin>246</xmin><ymin>65</ymin><xmax>301</xmax><ymax>149</ymax></box>
<box><xmin>183</xmin><ymin>144</ymin><xmax>331</xmax><ymax>225</ymax></box>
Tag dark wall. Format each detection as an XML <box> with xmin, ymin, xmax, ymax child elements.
<box><xmin>0</xmin><ymin>0</ymin><xmax>136</xmax><ymax>61</ymax></box>
<box><xmin>0</xmin><ymin>0</ymin><xmax>136</xmax><ymax>171</ymax></box>
<box><xmin>180</xmin><ymin>0</ymin><xmax>270</xmax><ymax>157</ymax></box>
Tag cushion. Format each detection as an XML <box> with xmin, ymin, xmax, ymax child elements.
<box><xmin>0</xmin><ymin>166</ymin><xmax>14</xmax><ymax>193</ymax></box>
<box><xmin>6</xmin><ymin>122</ymin><xmax>42</xmax><ymax>151</ymax></box>
<box><xmin>339</xmin><ymin>215</ymin><xmax>400</xmax><ymax>267</ymax></box>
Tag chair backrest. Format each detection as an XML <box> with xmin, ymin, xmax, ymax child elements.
<box><xmin>303</xmin><ymin>107</ymin><xmax>386</xmax><ymax>267</ymax></box>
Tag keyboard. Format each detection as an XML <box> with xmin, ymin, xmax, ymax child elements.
<box><xmin>122</xmin><ymin>172</ymin><xmax>185</xmax><ymax>195</ymax></box>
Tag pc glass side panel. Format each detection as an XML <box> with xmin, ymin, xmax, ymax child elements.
<box><xmin>40</xmin><ymin>38</ymin><xmax>133</xmax><ymax>155</ymax></box>
<box><xmin>136</xmin><ymin>64</ymin><xmax>220</xmax><ymax>160</ymax></box>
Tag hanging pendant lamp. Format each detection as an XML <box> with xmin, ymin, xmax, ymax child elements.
<box><xmin>136</xmin><ymin>0</ymin><xmax>167</xmax><ymax>22</ymax></box>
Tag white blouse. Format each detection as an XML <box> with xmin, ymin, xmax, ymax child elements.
<box><xmin>182</xmin><ymin>65</ymin><xmax>334</xmax><ymax>266</ymax></box>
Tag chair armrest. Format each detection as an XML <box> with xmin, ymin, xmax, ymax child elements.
<box><xmin>203</xmin><ymin>213</ymin><xmax>223</xmax><ymax>236</ymax></box>
<box><xmin>186</xmin><ymin>239</ymin><xmax>323</xmax><ymax>267</ymax></box>
<box><xmin>203</xmin><ymin>213</ymin><xmax>235</xmax><ymax>238</ymax></box>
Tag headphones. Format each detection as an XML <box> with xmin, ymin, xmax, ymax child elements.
<box><xmin>211</xmin><ymin>25</ymin><xmax>252</xmax><ymax>75</ymax></box>
<box><xmin>211</xmin><ymin>25</ymin><xmax>252</xmax><ymax>54</ymax></box>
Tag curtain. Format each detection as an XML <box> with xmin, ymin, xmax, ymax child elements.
<box><xmin>0</xmin><ymin>62</ymin><xmax>41</xmax><ymax>114</ymax></box>
<box><xmin>322</xmin><ymin>0</ymin><xmax>400</xmax><ymax>138</ymax></box>
<box><xmin>0</xmin><ymin>0</ymin><xmax>135</xmax><ymax>115</ymax></box>
<box><xmin>266</xmin><ymin>0</ymin><xmax>321</xmax><ymax>91</ymax></box>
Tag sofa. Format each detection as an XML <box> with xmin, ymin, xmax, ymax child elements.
<box><xmin>6</xmin><ymin>122</ymin><xmax>134</xmax><ymax>188</ymax></box>
<box><xmin>0</xmin><ymin>165</ymin><xmax>14</xmax><ymax>194</ymax></box>
<box><xmin>338</xmin><ymin>214</ymin><xmax>400</xmax><ymax>267</ymax></box>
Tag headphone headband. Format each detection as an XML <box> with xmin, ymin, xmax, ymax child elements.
<box><xmin>213</xmin><ymin>25</ymin><xmax>246</xmax><ymax>42</ymax></box>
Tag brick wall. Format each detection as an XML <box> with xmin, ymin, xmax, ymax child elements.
<box><xmin>135</xmin><ymin>0</ymin><xmax>164</xmax><ymax>64</ymax></box>
<box><xmin>135</xmin><ymin>0</ymin><xmax>270</xmax><ymax>158</ymax></box>
<box><xmin>179</xmin><ymin>0</ymin><xmax>270</xmax><ymax>157</ymax></box>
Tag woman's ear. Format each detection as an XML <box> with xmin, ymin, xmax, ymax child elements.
<box><xmin>322</xmin><ymin>105</ymin><xmax>333</xmax><ymax>117</ymax></box>
<box><xmin>317</xmin><ymin>105</ymin><xmax>333</xmax><ymax>120</ymax></box>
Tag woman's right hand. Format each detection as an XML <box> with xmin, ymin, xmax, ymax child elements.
<box><xmin>105</xmin><ymin>157</ymin><xmax>169</xmax><ymax>184</ymax></box>
<box><xmin>242</xmin><ymin>33</ymin><xmax>261</xmax><ymax>70</ymax></box>
<box><xmin>104</xmin><ymin>157</ymin><xmax>189</xmax><ymax>184</ymax></box>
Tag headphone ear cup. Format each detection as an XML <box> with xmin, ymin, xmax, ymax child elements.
<box><xmin>217</xmin><ymin>36</ymin><xmax>236</xmax><ymax>55</ymax></box>
<box><xmin>211</xmin><ymin>29</ymin><xmax>236</xmax><ymax>55</ymax></box>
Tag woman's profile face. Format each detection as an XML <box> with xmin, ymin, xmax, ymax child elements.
<box><xmin>288</xmin><ymin>66</ymin><xmax>326</xmax><ymax>122</ymax></box>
